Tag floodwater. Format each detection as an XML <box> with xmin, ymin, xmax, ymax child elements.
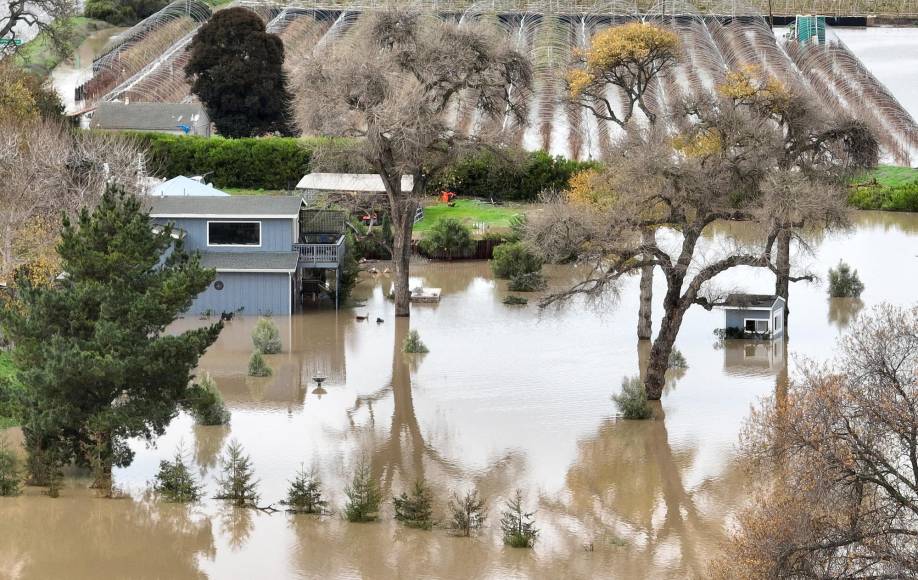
<box><xmin>50</xmin><ymin>27</ymin><xmax>125</xmax><ymax>113</ymax></box>
<box><xmin>1</xmin><ymin>212</ymin><xmax>917</xmax><ymax>579</ymax></box>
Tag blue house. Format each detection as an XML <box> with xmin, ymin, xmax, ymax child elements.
<box><xmin>148</xmin><ymin>196</ymin><xmax>346</xmax><ymax>316</ymax></box>
<box><xmin>720</xmin><ymin>294</ymin><xmax>785</xmax><ymax>340</ymax></box>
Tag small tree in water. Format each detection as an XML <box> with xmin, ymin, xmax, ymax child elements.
<box><xmin>0</xmin><ymin>437</ymin><xmax>21</xmax><ymax>496</ymax></box>
<box><xmin>215</xmin><ymin>440</ymin><xmax>260</xmax><ymax>507</ymax></box>
<box><xmin>500</xmin><ymin>489</ymin><xmax>539</xmax><ymax>548</ymax></box>
<box><xmin>154</xmin><ymin>445</ymin><xmax>202</xmax><ymax>503</ymax></box>
<box><xmin>449</xmin><ymin>488</ymin><xmax>487</xmax><ymax>537</ymax></box>
<box><xmin>419</xmin><ymin>218</ymin><xmax>475</xmax><ymax>260</ymax></box>
<box><xmin>187</xmin><ymin>372</ymin><xmax>230</xmax><ymax>426</ymax></box>
<box><xmin>828</xmin><ymin>261</ymin><xmax>865</xmax><ymax>298</ymax></box>
<box><xmin>612</xmin><ymin>376</ymin><xmax>652</xmax><ymax>420</ymax></box>
<box><xmin>344</xmin><ymin>461</ymin><xmax>381</xmax><ymax>522</ymax></box>
<box><xmin>393</xmin><ymin>480</ymin><xmax>434</xmax><ymax>530</ymax></box>
<box><xmin>403</xmin><ymin>330</ymin><xmax>429</xmax><ymax>354</ymax></box>
<box><xmin>247</xmin><ymin>351</ymin><xmax>272</xmax><ymax>377</ymax></box>
<box><xmin>282</xmin><ymin>465</ymin><xmax>327</xmax><ymax>515</ymax></box>
<box><xmin>252</xmin><ymin>317</ymin><xmax>282</xmax><ymax>354</ymax></box>
<box><xmin>668</xmin><ymin>348</ymin><xmax>688</xmax><ymax>369</ymax></box>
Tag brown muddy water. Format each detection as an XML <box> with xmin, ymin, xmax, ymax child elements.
<box><xmin>2</xmin><ymin>212</ymin><xmax>917</xmax><ymax>579</ymax></box>
<box><xmin>50</xmin><ymin>27</ymin><xmax>126</xmax><ymax>113</ymax></box>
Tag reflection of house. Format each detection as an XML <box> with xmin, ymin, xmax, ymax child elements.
<box><xmin>89</xmin><ymin>102</ymin><xmax>211</xmax><ymax>136</ymax></box>
<box><xmin>148</xmin><ymin>196</ymin><xmax>346</xmax><ymax>315</ymax></box>
<box><xmin>723</xmin><ymin>339</ymin><xmax>785</xmax><ymax>376</ymax></box>
<box><xmin>720</xmin><ymin>294</ymin><xmax>785</xmax><ymax>339</ymax></box>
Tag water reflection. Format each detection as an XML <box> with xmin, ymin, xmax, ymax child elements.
<box><xmin>722</xmin><ymin>339</ymin><xmax>785</xmax><ymax>377</ymax></box>
<box><xmin>828</xmin><ymin>297</ymin><xmax>865</xmax><ymax>328</ymax></box>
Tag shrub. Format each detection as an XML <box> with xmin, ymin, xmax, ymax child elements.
<box><xmin>668</xmin><ymin>348</ymin><xmax>688</xmax><ymax>369</ymax></box>
<box><xmin>0</xmin><ymin>438</ymin><xmax>21</xmax><ymax>497</ymax></box>
<box><xmin>419</xmin><ymin>218</ymin><xmax>475</xmax><ymax>259</ymax></box>
<box><xmin>403</xmin><ymin>330</ymin><xmax>429</xmax><ymax>354</ymax></box>
<box><xmin>503</xmin><ymin>295</ymin><xmax>528</xmax><ymax>306</ymax></box>
<box><xmin>84</xmin><ymin>0</ymin><xmax>170</xmax><ymax>25</ymax></box>
<box><xmin>612</xmin><ymin>376</ymin><xmax>653</xmax><ymax>420</ymax></box>
<box><xmin>247</xmin><ymin>351</ymin><xmax>272</xmax><ymax>377</ymax></box>
<box><xmin>848</xmin><ymin>181</ymin><xmax>918</xmax><ymax>212</ymax></box>
<box><xmin>215</xmin><ymin>440</ymin><xmax>259</xmax><ymax>507</ymax></box>
<box><xmin>491</xmin><ymin>242</ymin><xmax>543</xmax><ymax>279</ymax></box>
<box><xmin>828</xmin><ymin>261</ymin><xmax>865</xmax><ymax>298</ymax></box>
<box><xmin>154</xmin><ymin>447</ymin><xmax>202</xmax><ymax>503</ymax></box>
<box><xmin>508</xmin><ymin>272</ymin><xmax>547</xmax><ymax>292</ymax></box>
<box><xmin>448</xmin><ymin>489</ymin><xmax>487</xmax><ymax>536</ymax></box>
<box><xmin>282</xmin><ymin>465</ymin><xmax>327</xmax><ymax>514</ymax></box>
<box><xmin>500</xmin><ymin>489</ymin><xmax>539</xmax><ymax>548</ymax></box>
<box><xmin>344</xmin><ymin>461</ymin><xmax>381</xmax><ymax>522</ymax></box>
<box><xmin>252</xmin><ymin>318</ymin><xmax>282</xmax><ymax>354</ymax></box>
<box><xmin>393</xmin><ymin>480</ymin><xmax>434</xmax><ymax>530</ymax></box>
<box><xmin>187</xmin><ymin>372</ymin><xmax>230</xmax><ymax>425</ymax></box>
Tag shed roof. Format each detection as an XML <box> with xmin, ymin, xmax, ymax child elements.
<box><xmin>148</xmin><ymin>176</ymin><xmax>229</xmax><ymax>197</ymax></box>
<box><xmin>90</xmin><ymin>102</ymin><xmax>208</xmax><ymax>132</ymax></box>
<box><xmin>722</xmin><ymin>294</ymin><xmax>784</xmax><ymax>309</ymax></box>
<box><xmin>147</xmin><ymin>195</ymin><xmax>304</xmax><ymax>218</ymax></box>
<box><xmin>201</xmin><ymin>251</ymin><xmax>299</xmax><ymax>272</ymax></box>
<box><xmin>296</xmin><ymin>172</ymin><xmax>413</xmax><ymax>193</ymax></box>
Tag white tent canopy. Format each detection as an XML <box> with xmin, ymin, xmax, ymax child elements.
<box><xmin>147</xmin><ymin>176</ymin><xmax>229</xmax><ymax>197</ymax></box>
<box><xmin>296</xmin><ymin>172</ymin><xmax>413</xmax><ymax>193</ymax></box>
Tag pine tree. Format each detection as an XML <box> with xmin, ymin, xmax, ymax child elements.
<box><xmin>252</xmin><ymin>318</ymin><xmax>282</xmax><ymax>354</ymax></box>
<box><xmin>186</xmin><ymin>372</ymin><xmax>230</xmax><ymax>426</ymax></box>
<box><xmin>247</xmin><ymin>351</ymin><xmax>272</xmax><ymax>377</ymax></box>
<box><xmin>344</xmin><ymin>461</ymin><xmax>381</xmax><ymax>522</ymax></box>
<box><xmin>393</xmin><ymin>480</ymin><xmax>434</xmax><ymax>530</ymax></box>
<box><xmin>282</xmin><ymin>465</ymin><xmax>327</xmax><ymax>514</ymax></box>
<box><xmin>448</xmin><ymin>488</ymin><xmax>487</xmax><ymax>536</ymax></box>
<box><xmin>154</xmin><ymin>445</ymin><xmax>202</xmax><ymax>503</ymax></box>
<box><xmin>0</xmin><ymin>186</ymin><xmax>221</xmax><ymax>494</ymax></box>
<box><xmin>215</xmin><ymin>440</ymin><xmax>260</xmax><ymax>507</ymax></box>
<box><xmin>500</xmin><ymin>489</ymin><xmax>539</xmax><ymax>548</ymax></box>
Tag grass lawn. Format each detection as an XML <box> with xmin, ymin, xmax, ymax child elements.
<box><xmin>16</xmin><ymin>17</ymin><xmax>110</xmax><ymax>77</ymax></box>
<box><xmin>0</xmin><ymin>352</ymin><xmax>20</xmax><ymax>430</ymax></box>
<box><xmin>224</xmin><ymin>188</ymin><xmax>289</xmax><ymax>196</ymax></box>
<box><xmin>414</xmin><ymin>199</ymin><xmax>524</xmax><ymax>236</ymax></box>
<box><xmin>849</xmin><ymin>165</ymin><xmax>918</xmax><ymax>212</ymax></box>
<box><xmin>859</xmin><ymin>165</ymin><xmax>918</xmax><ymax>187</ymax></box>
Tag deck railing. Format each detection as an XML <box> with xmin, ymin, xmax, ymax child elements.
<box><xmin>293</xmin><ymin>236</ymin><xmax>345</xmax><ymax>266</ymax></box>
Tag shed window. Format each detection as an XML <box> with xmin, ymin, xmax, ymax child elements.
<box><xmin>208</xmin><ymin>221</ymin><xmax>260</xmax><ymax>246</ymax></box>
<box><xmin>744</xmin><ymin>319</ymin><xmax>769</xmax><ymax>333</ymax></box>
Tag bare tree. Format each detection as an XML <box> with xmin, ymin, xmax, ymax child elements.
<box><xmin>291</xmin><ymin>8</ymin><xmax>531</xmax><ymax>316</ymax></box>
<box><xmin>0</xmin><ymin>0</ymin><xmax>74</xmax><ymax>57</ymax></box>
<box><xmin>0</xmin><ymin>118</ymin><xmax>145</xmax><ymax>281</ymax></box>
<box><xmin>712</xmin><ymin>305</ymin><xmax>918</xmax><ymax>579</ymax></box>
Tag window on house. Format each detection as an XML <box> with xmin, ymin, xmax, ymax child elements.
<box><xmin>208</xmin><ymin>221</ymin><xmax>260</xmax><ymax>246</ymax></box>
<box><xmin>744</xmin><ymin>319</ymin><xmax>769</xmax><ymax>333</ymax></box>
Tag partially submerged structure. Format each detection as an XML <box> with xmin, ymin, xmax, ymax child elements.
<box><xmin>148</xmin><ymin>195</ymin><xmax>346</xmax><ymax>315</ymax></box>
<box><xmin>89</xmin><ymin>102</ymin><xmax>211</xmax><ymax>136</ymax></box>
<box><xmin>719</xmin><ymin>294</ymin><xmax>785</xmax><ymax>339</ymax></box>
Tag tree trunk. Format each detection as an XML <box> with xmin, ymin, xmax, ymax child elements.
<box><xmin>644</xmin><ymin>286</ymin><xmax>689</xmax><ymax>400</ymax></box>
<box><xmin>637</xmin><ymin>228</ymin><xmax>654</xmax><ymax>340</ymax></box>
<box><xmin>391</xmin><ymin>200</ymin><xmax>417</xmax><ymax>318</ymax></box>
<box><xmin>774</xmin><ymin>229</ymin><xmax>791</xmax><ymax>336</ymax></box>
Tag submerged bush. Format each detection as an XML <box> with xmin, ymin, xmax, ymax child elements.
<box><xmin>247</xmin><ymin>351</ymin><xmax>272</xmax><ymax>377</ymax></box>
<box><xmin>419</xmin><ymin>218</ymin><xmax>475</xmax><ymax>259</ymax></box>
<box><xmin>503</xmin><ymin>295</ymin><xmax>528</xmax><ymax>306</ymax></box>
<box><xmin>282</xmin><ymin>465</ymin><xmax>327</xmax><ymax>514</ymax></box>
<box><xmin>491</xmin><ymin>242</ymin><xmax>543</xmax><ymax>279</ymax></box>
<box><xmin>344</xmin><ymin>461</ymin><xmax>381</xmax><ymax>522</ymax></box>
<box><xmin>215</xmin><ymin>440</ymin><xmax>260</xmax><ymax>507</ymax></box>
<box><xmin>508</xmin><ymin>272</ymin><xmax>547</xmax><ymax>292</ymax></box>
<box><xmin>188</xmin><ymin>372</ymin><xmax>230</xmax><ymax>426</ymax></box>
<box><xmin>393</xmin><ymin>480</ymin><xmax>434</xmax><ymax>530</ymax></box>
<box><xmin>500</xmin><ymin>489</ymin><xmax>539</xmax><ymax>548</ymax></box>
<box><xmin>668</xmin><ymin>348</ymin><xmax>688</xmax><ymax>369</ymax></box>
<box><xmin>252</xmin><ymin>318</ymin><xmax>282</xmax><ymax>354</ymax></box>
<box><xmin>0</xmin><ymin>438</ymin><xmax>21</xmax><ymax>497</ymax></box>
<box><xmin>828</xmin><ymin>261</ymin><xmax>865</xmax><ymax>298</ymax></box>
<box><xmin>403</xmin><ymin>330</ymin><xmax>429</xmax><ymax>354</ymax></box>
<box><xmin>449</xmin><ymin>488</ymin><xmax>487</xmax><ymax>536</ymax></box>
<box><xmin>612</xmin><ymin>376</ymin><xmax>652</xmax><ymax>420</ymax></box>
<box><xmin>154</xmin><ymin>447</ymin><xmax>202</xmax><ymax>503</ymax></box>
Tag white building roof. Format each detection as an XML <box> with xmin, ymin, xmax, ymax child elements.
<box><xmin>148</xmin><ymin>176</ymin><xmax>229</xmax><ymax>197</ymax></box>
<box><xmin>296</xmin><ymin>172</ymin><xmax>413</xmax><ymax>193</ymax></box>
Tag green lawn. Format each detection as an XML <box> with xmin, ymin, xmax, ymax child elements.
<box><xmin>861</xmin><ymin>165</ymin><xmax>918</xmax><ymax>187</ymax></box>
<box><xmin>414</xmin><ymin>199</ymin><xmax>523</xmax><ymax>235</ymax></box>
<box><xmin>0</xmin><ymin>352</ymin><xmax>20</xmax><ymax>430</ymax></box>
<box><xmin>224</xmin><ymin>188</ymin><xmax>289</xmax><ymax>196</ymax></box>
<box><xmin>849</xmin><ymin>165</ymin><xmax>918</xmax><ymax>212</ymax></box>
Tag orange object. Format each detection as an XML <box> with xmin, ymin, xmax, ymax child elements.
<box><xmin>439</xmin><ymin>191</ymin><xmax>456</xmax><ymax>203</ymax></box>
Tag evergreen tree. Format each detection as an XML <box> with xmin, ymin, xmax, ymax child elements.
<box><xmin>344</xmin><ymin>460</ymin><xmax>381</xmax><ymax>522</ymax></box>
<box><xmin>0</xmin><ymin>186</ymin><xmax>221</xmax><ymax>495</ymax></box>
<box><xmin>393</xmin><ymin>480</ymin><xmax>434</xmax><ymax>530</ymax></box>
<box><xmin>251</xmin><ymin>317</ymin><xmax>281</xmax><ymax>354</ymax></box>
<box><xmin>500</xmin><ymin>489</ymin><xmax>539</xmax><ymax>548</ymax></box>
<box><xmin>449</xmin><ymin>488</ymin><xmax>487</xmax><ymax>536</ymax></box>
<box><xmin>154</xmin><ymin>445</ymin><xmax>202</xmax><ymax>503</ymax></box>
<box><xmin>185</xmin><ymin>7</ymin><xmax>294</xmax><ymax>137</ymax></box>
<box><xmin>282</xmin><ymin>465</ymin><xmax>327</xmax><ymax>514</ymax></box>
<box><xmin>215</xmin><ymin>439</ymin><xmax>259</xmax><ymax>507</ymax></box>
<box><xmin>186</xmin><ymin>372</ymin><xmax>230</xmax><ymax>426</ymax></box>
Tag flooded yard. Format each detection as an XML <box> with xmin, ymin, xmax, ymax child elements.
<box><xmin>1</xmin><ymin>212</ymin><xmax>917</xmax><ymax>579</ymax></box>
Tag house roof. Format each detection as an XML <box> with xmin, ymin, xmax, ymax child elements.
<box><xmin>296</xmin><ymin>172</ymin><xmax>413</xmax><ymax>193</ymax></box>
<box><xmin>148</xmin><ymin>176</ymin><xmax>229</xmax><ymax>197</ymax></box>
<box><xmin>90</xmin><ymin>102</ymin><xmax>208</xmax><ymax>132</ymax></box>
<box><xmin>722</xmin><ymin>294</ymin><xmax>785</xmax><ymax>309</ymax></box>
<box><xmin>201</xmin><ymin>251</ymin><xmax>300</xmax><ymax>273</ymax></box>
<box><xmin>147</xmin><ymin>195</ymin><xmax>304</xmax><ymax>218</ymax></box>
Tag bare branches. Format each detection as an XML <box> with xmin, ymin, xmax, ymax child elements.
<box><xmin>0</xmin><ymin>0</ymin><xmax>74</xmax><ymax>58</ymax></box>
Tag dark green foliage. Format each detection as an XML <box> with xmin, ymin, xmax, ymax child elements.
<box><xmin>333</xmin><ymin>232</ymin><xmax>360</xmax><ymax>302</ymax></box>
<box><xmin>344</xmin><ymin>461</ymin><xmax>381</xmax><ymax>522</ymax></box>
<box><xmin>848</xmin><ymin>180</ymin><xmax>918</xmax><ymax>212</ymax></box>
<box><xmin>393</xmin><ymin>480</ymin><xmax>434</xmax><ymax>530</ymax></box>
<box><xmin>402</xmin><ymin>330</ymin><xmax>429</xmax><ymax>354</ymax></box>
<box><xmin>419</xmin><ymin>218</ymin><xmax>475</xmax><ymax>259</ymax></box>
<box><xmin>502</xmin><ymin>295</ymin><xmax>528</xmax><ymax>306</ymax></box>
<box><xmin>448</xmin><ymin>488</ymin><xmax>487</xmax><ymax>536</ymax></box>
<box><xmin>352</xmin><ymin>217</ymin><xmax>393</xmax><ymax>260</ymax></box>
<box><xmin>84</xmin><ymin>0</ymin><xmax>170</xmax><ymax>25</ymax></box>
<box><xmin>185</xmin><ymin>7</ymin><xmax>294</xmax><ymax>137</ymax></box>
<box><xmin>186</xmin><ymin>372</ymin><xmax>230</xmax><ymax>426</ymax></box>
<box><xmin>0</xmin><ymin>438</ymin><xmax>21</xmax><ymax>496</ymax></box>
<box><xmin>154</xmin><ymin>447</ymin><xmax>202</xmax><ymax>503</ymax></box>
<box><xmin>436</xmin><ymin>148</ymin><xmax>598</xmax><ymax>202</ymax></box>
<box><xmin>508</xmin><ymin>272</ymin><xmax>547</xmax><ymax>292</ymax></box>
<box><xmin>491</xmin><ymin>242</ymin><xmax>543</xmax><ymax>279</ymax></box>
<box><xmin>668</xmin><ymin>348</ymin><xmax>688</xmax><ymax>369</ymax></box>
<box><xmin>0</xmin><ymin>186</ymin><xmax>221</xmax><ymax>491</ymax></box>
<box><xmin>247</xmin><ymin>351</ymin><xmax>271</xmax><ymax>377</ymax></box>
<box><xmin>282</xmin><ymin>465</ymin><xmax>327</xmax><ymax>514</ymax></box>
<box><xmin>500</xmin><ymin>489</ymin><xmax>539</xmax><ymax>548</ymax></box>
<box><xmin>252</xmin><ymin>317</ymin><xmax>281</xmax><ymax>354</ymax></box>
<box><xmin>828</xmin><ymin>261</ymin><xmax>865</xmax><ymax>298</ymax></box>
<box><xmin>0</xmin><ymin>352</ymin><xmax>23</xmax><ymax>429</ymax></box>
<box><xmin>612</xmin><ymin>376</ymin><xmax>653</xmax><ymax>420</ymax></box>
<box><xmin>215</xmin><ymin>440</ymin><xmax>259</xmax><ymax>507</ymax></box>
